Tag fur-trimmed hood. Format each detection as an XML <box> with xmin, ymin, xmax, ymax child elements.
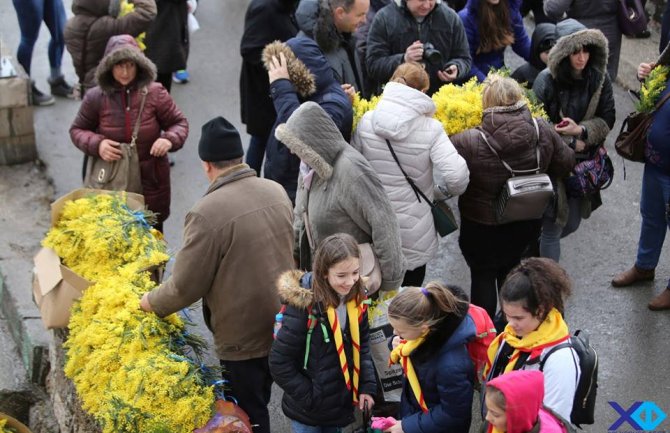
<box><xmin>262</xmin><ymin>39</ymin><xmax>317</xmax><ymax>98</ymax></box>
<box><xmin>275</xmin><ymin>101</ymin><xmax>346</xmax><ymax>180</ymax></box>
<box><xmin>277</xmin><ymin>270</ymin><xmax>313</xmax><ymax>309</ymax></box>
<box><xmin>547</xmin><ymin>19</ymin><xmax>609</xmax><ymax>79</ymax></box>
<box><xmin>95</xmin><ymin>34</ymin><xmax>156</xmax><ymax>93</ymax></box>
<box><xmin>296</xmin><ymin>0</ymin><xmax>344</xmax><ymax>53</ymax></box>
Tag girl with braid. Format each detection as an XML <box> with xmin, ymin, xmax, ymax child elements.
<box><xmin>484</xmin><ymin>258</ymin><xmax>580</xmax><ymax>421</ymax></box>
<box><xmin>385</xmin><ymin>283</ymin><xmax>476</xmax><ymax>433</ymax></box>
<box><xmin>270</xmin><ymin>233</ymin><xmax>376</xmax><ymax>433</ymax></box>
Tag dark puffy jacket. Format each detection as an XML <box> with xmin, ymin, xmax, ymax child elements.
<box><xmin>144</xmin><ymin>0</ymin><xmax>189</xmax><ymax>73</ymax></box>
<box><xmin>451</xmin><ymin>103</ymin><xmax>575</xmax><ymax>225</ymax></box>
<box><xmin>366</xmin><ymin>0</ymin><xmax>471</xmax><ymax>95</ymax></box>
<box><xmin>70</xmin><ymin>35</ymin><xmax>188</xmax><ymax>223</ymax></box>
<box><xmin>263</xmin><ymin>37</ymin><xmax>353</xmax><ymax>202</ymax></box>
<box><xmin>458</xmin><ymin>0</ymin><xmax>530</xmax><ymax>82</ymax></box>
<box><xmin>511</xmin><ymin>22</ymin><xmax>556</xmax><ymax>88</ymax></box>
<box><xmin>398</xmin><ymin>288</ymin><xmax>476</xmax><ymax>433</ymax></box>
<box><xmin>239</xmin><ymin>0</ymin><xmax>298</xmax><ymax>136</ymax></box>
<box><xmin>64</xmin><ymin>0</ymin><xmax>156</xmax><ymax>91</ymax></box>
<box><xmin>270</xmin><ymin>270</ymin><xmax>377</xmax><ymax>427</ymax></box>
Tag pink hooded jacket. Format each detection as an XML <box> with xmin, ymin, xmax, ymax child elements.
<box><xmin>487</xmin><ymin>370</ymin><xmax>569</xmax><ymax>433</ymax></box>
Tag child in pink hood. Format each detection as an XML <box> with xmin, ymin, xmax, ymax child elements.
<box><xmin>484</xmin><ymin>370</ymin><xmax>575</xmax><ymax>433</ymax></box>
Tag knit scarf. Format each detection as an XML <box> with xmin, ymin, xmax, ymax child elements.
<box><xmin>484</xmin><ymin>308</ymin><xmax>570</xmax><ymax>378</ymax></box>
<box><xmin>389</xmin><ymin>334</ymin><xmax>428</xmax><ymax>413</ymax></box>
<box><xmin>326</xmin><ymin>300</ymin><xmax>362</xmax><ymax>403</ymax></box>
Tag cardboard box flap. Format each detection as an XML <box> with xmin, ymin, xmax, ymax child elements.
<box><xmin>50</xmin><ymin>188</ymin><xmax>145</xmax><ymax>226</ymax></box>
<box><xmin>60</xmin><ymin>264</ymin><xmax>92</xmax><ymax>292</ymax></box>
<box><xmin>34</xmin><ymin>247</ymin><xmax>63</xmax><ymax>297</ymax></box>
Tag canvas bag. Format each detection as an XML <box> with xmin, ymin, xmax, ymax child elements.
<box><xmin>479</xmin><ymin>119</ymin><xmax>554</xmax><ymax>224</ymax></box>
<box><xmin>84</xmin><ymin>87</ymin><xmax>147</xmax><ymax>194</ymax></box>
<box><xmin>615</xmin><ymin>91</ymin><xmax>670</xmax><ymax>162</ymax></box>
<box><xmin>384</xmin><ymin>139</ymin><xmax>458</xmax><ymax>237</ymax></box>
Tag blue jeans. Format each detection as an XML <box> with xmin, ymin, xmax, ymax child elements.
<box><xmin>246</xmin><ymin>134</ymin><xmax>269</xmax><ymax>175</ymax></box>
<box><xmin>635</xmin><ymin>165</ymin><xmax>670</xmax><ymax>285</ymax></box>
<box><xmin>11</xmin><ymin>0</ymin><xmax>66</xmax><ymax>76</ymax></box>
<box><xmin>540</xmin><ymin>196</ymin><xmax>583</xmax><ymax>262</ymax></box>
<box><xmin>290</xmin><ymin>420</ymin><xmax>341</xmax><ymax>433</ymax></box>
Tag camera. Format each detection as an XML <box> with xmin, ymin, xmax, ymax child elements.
<box><xmin>422</xmin><ymin>42</ymin><xmax>442</xmax><ymax>66</ymax></box>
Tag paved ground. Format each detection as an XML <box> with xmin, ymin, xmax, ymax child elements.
<box><xmin>1</xmin><ymin>1</ymin><xmax>670</xmax><ymax>432</ymax></box>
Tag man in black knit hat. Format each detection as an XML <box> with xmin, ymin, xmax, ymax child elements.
<box><xmin>140</xmin><ymin>116</ymin><xmax>294</xmax><ymax>433</ymax></box>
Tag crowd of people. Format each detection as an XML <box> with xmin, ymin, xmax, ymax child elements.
<box><xmin>11</xmin><ymin>0</ymin><xmax>670</xmax><ymax>432</ymax></box>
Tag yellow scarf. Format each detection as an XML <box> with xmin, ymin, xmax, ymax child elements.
<box><xmin>326</xmin><ymin>300</ymin><xmax>362</xmax><ymax>403</ymax></box>
<box><xmin>484</xmin><ymin>308</ymin><xmax>570</xmax><ymax>378</ymax></box>
<box><xmin>389</xmin><ymin>334</ymin><xmax>428</xmax><ymax>413</ymax></box>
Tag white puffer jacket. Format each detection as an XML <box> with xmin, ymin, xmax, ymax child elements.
<box><xmin>352</xmin><ymin>82</ymin><xmax>469</xmax><ymax>270</ymax></box>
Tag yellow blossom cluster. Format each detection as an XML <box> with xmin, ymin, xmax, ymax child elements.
<box><xmin>119</xmin><ymin>0</ymin><xmax>147</xmax><ymax>50</ymax></box>
<box><xmin>0</xmin><ymin>418</ymin><xmax>16</xmax><ymax>433</ymax></box>
<box><xmin>352</xmin><ymin>92</ymin><xmax>381</xmax><ymax>132</ymax></box>
<box><xmin>367</xmin><ymin>290</ymin><xmax>398</xmax><ymax>325</ymax></box>
<box><xmin>637</xmin><ymin>65</ymin><xmax>670</xmax><ymax>113</ymax></box>
<box><xmin>43</xmin><ymin>193</ymin><xmax>214</xmax><ymax>433</ymax></box>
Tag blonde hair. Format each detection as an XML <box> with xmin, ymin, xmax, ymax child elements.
<box><xmin>390</xmin><ymin>62</ymin><xmax>430</xmax><ymax>93</ymax></box>
<box><xmin>312</xmin><ymin>233</ymin><xmax>365</xmax><ymax>308</ymax></box>
<box><xmin>387</xmin><ymin>281</ymin><xmax>468</xmax><ymax>329</ymax></box>
<box><xmin>482</xmin><ymin>74</ymin><xmax>523</xmax><ymax>109</ymax></box>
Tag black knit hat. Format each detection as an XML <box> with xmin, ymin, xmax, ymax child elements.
<box><xmin>198</xmin><ymin>117</ymin><xmax>244</xmax><ymax>162</ymax></box>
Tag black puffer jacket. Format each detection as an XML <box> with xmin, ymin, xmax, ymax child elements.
<box><xmin>144</xmin><ymin>0</ymin><xmax>188</xmax><ymax>73</ymax></box>
<box><xmin>269</xmin><ymin>270</ymin><xmax>377</xmax><ymax>427</ymax></box>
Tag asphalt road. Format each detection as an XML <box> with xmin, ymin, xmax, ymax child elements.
<box><xmin>2</xmin><ymin>0</ymin><xmax>670</xmax><ymax>432</ymax></box>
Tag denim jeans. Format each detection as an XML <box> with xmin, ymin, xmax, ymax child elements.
<box><xmin>539</xmin><ymin>196</ymin><xmax>583</xmax><ymax>262</ymax></box>
<box><xmin>11</xmin><ymin>0</ymin><xmax>66</xmax><ymax>76</ymax></box>
<box><xmin>635</xmin><ymin>165</ymin><xmax>670</xmax><ymax>285</ymax></box>
<box><xmin>246</xmin><ymin>133</ymin><xmax>269</xmax><ymax>175</ymax></box>
<box><xmin>290</xmin><ymin>421</ymin><xmax>341</xmax><ymax>433</ymax></box>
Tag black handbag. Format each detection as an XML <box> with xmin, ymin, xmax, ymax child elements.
<box><xmin>617</xmin><ymin>0</ymin><xmax>648</xmax><ymax>36</ymax></box>
<box><xmin>385</xmin><ymin>139</ymin><xmax>458</xmax><ymax>237</ymax></box>
<box><xmin>615</xmin><ymin>91</ymin><xmax>670</xmax><ymax>162</ymax></box>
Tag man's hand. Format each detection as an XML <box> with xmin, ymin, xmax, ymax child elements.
<box><xmin>638</xmin><ymin>62</ymin><xmax>655</xmax><ymax>81</ymax></box>
<box><xmin>140</xmin><ymin>293</ymin><xmax>153</xmax><ymax>312</ymax></box>
<box><xmin>404</xmin><ymin>41</ymin><xmax>423</xmax><ymax>63</ymax></box>
<box><xmin>99</xmin><ymin>139</ymin><xmax>123</xmax><ymax>161</ymax></box>
<box><xmin>358</xmin><ymin>393</ymin><xmax>375</xmax><ymax>411</ymax></box>
<box><xmin>437</xmin><ymin>64</ymin><xmax>458</xmax><ymax>82</ymax></box>
<box><xmin>268</xmin><ymin>53</ymin><xmax>290</xmax><ymax>83</ymax></box>
<box><xmin>341</xmin><ymin>83</ymin><xmax>356</xmax><ymax>104</ymax></box>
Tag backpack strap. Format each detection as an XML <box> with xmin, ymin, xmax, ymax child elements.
<box><xmin>539</xmin><ymin>342</ymin><xmax>579</xmax><ymax>385</ymax></box>
<box><xmin>303</xmin><ymin>303</ymin><xmax>330</xmax><ymax>370</ymax></box>
<box><xmin>479</xmin><ymin>118</ymin><xmax>542</xmax><ymax>176</ymax></box>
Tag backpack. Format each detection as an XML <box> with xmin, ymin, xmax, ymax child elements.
<box><xmin>539</xmin><ymin>330</ymin><xmax>598</xmax><ymax>428</ymax></box>
<box><xmin>466</xmin><ymin>304</ymin><xmax>497</xmax><ymax>383</ymax></box>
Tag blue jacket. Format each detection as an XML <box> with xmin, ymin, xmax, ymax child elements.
<box><xmin>399</xmin><ymin>309</ymin><xmax>476</xmax><ymax>433</ymax></box>
<box><xmin>458</xmin><ymin>0</ymin><xmax>530</xmax><ymax>82</ymax></box>
<box><xmin>647</xmin><ymin>80</ymin><xmax>670</xmax><ymax>173</ymax></box>
<box><xmin>263</xmin><ymin>37</ymin><xmax>353</xmax><ymax>202</ymax></box>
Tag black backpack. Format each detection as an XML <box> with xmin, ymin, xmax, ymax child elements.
<box><xmin>539</xmin><ymin>330</ymin><xmax>598</xmax><ymax>428</ymax></box>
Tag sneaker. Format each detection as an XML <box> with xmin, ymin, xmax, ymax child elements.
<box><xmin>172</xmin><ymin>69</ymin><xmax>190</xmax><ymax>84</ymax></box>
<box><xmin>31</xmin><ymin>82</ymin><xmax>55</xmax><ymax>106</ymax></box>
<box><xmin>48</xmin><ymin>75</ymin><xmax>75</xmax><ymax>98</ymax></box>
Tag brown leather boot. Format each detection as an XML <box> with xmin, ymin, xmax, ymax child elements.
<box><xmin>611</xmin><ymin>266</ymin><xmax>655</xmax><ymax>287</ymax></box>
<box><xmin>648</xmin><ymin>289</ymin><xmax>670</xmax><ymax>311</ymax></box>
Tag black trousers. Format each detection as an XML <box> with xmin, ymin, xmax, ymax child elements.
<box><xmin>156</xmin><ymin>72</ymin><xmax>172</xmax><ymax>93</ymax></box>
<box><xmin>220</xmin><ymin>357</ymin><xmax>273</xmax><ymax>433</ymax></box>
<box><xmin>458</xmin><ymin>217</ymin><xmax>542</xmax><ymax>319</ymax></box>
<box><xmin>401</xmin><ymin>264</ymin><xmax>426</xmax><ymax>287</ymax></box>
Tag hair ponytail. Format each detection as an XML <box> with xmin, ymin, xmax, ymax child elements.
<box><xmin>388</xmin><ymin>281</ymin><xmax>468</xmax><ymax>329</ymax></box>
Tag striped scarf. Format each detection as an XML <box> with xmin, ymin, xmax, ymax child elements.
<box><xmin>389</xmin><ymin>335</ymin><xmax>428</xmax><ymax>413</ymax></box>
<box><xmin>326</xmin><ymin>300</ymin><xmax>363</xmax><ymax>403</ymax></box>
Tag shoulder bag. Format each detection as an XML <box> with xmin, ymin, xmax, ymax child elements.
<box><xmin>615</xmin><ymin>91</ymin><xmax>670</xmax><ymax>163</ymax></box>
<box><xmin>565</xmin><ymin>145</ymin><xmax>614</xmax><ymax>197</ymax></box>
<box><xmin>479</xmin><ymin>119</ymin><xmax>554</xmax><ymax>224</ymax></box>
<box><xmin>84</xmin><ymin>87</ymin><xmax>147</xmax><ymax>194</ymax></box>
<box><xmin>617</xmin><ymin>0</ymin><xmax>648</xmax><ymax>37</ymax></box>
<box><xmin>384</xmin><ymin>139</ymin><xmax>458</xmax><ymax>237</ymax></box>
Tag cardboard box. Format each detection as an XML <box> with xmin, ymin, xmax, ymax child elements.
<box><xmin>33</xmin><ymin>189</ymin><xmax>146</xmax><ymax>329</ymax></box>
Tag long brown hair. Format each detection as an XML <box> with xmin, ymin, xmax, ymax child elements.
<box><xmin>477</xmin><ymin>0</ymin><xmax>515</xmax><ymax>54</ymax></box>
<box><xmin>312</xmin><ymin>233</ymin><xmax>366</xmax><ymax>308</ymax></box>
<box><xmin>387</xmin><ymin>282</ymin><xmax>468</xmax><ymax>329</ymax></box>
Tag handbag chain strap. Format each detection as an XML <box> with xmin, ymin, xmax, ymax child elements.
<box><xmin>384</xmin><ymin>139</ymin><xmax>433</xmax><ymax>205</ymax></box>
<box><xmin>130</xmin><ymin>87</ymin><xmax>148</xmax><ymax>147</ymax></box>
<box><xmin>479</xmin><ymin>118</ymin><xmax>541</xmax><ymax>176</ymax></box>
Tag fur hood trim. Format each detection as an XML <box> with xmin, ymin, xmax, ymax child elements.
<box><xmin>275</xmin><ymin>123</ymin><xmax>334</xmax><ymax>180</ymax></box>
<box><xmin>277</xmin><ymin>270</ymin><xmax>313</xmax><ymax>309</ymax></box>
<box><xmin>95</xmin><ymin>35</ymin><xmax>157</xmax><ymax>93</ymax></box>
<box><xmin>547</xmin><ymin>28</ymin><xmax>609</xmax><ymax>79</ymax></box>
<box><xmin>483</xmin><ymin>99</ymin><xmax>527</xmax><ymax>114</ymax></box>
<box><xmin>263</xmin><ymin>41</ymin><xmax>317</xmax><ymax>98</ymax></box>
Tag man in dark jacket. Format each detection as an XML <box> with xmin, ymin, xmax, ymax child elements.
<box><xmin>239</xmin><ymin>0</ymin><xmax>298</xmax><ymax>175</ymax></box>
<box><xmin>366</xmin><ymin>0</ymin><xmax>471</xmax><ymax>95</ymax></box>
<box><xmin>140</xmin><ymin>117</ymin><xmax>294</xmax><ymax>433</ymax></box>
<box><xmin>296</xmin><ymin>0</ymin><xmax>369</xmax><ymax>97</ymax></box>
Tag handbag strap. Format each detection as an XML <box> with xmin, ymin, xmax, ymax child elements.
<box><xmin>384</xmin><ymin>139</ymin><xmax>432</xmax><ymax>205</ymax></box>
<box><xmin>479</xmin><ymin>118</ymin><xmax>541</xmax><ymax>176</ymax></box>
<box><xmin>130</xmin><ymin>87</ymin><xmax>148</xmax><ymax>147</ymax></box>
<box><xmin>654</xmin><ymin>89</ymin><xmax>670</xmax><ymax>111</ymax></box>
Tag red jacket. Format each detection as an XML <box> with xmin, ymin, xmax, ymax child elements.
<box><xmin>70</xmin><ymin>35</ymin><xmax>188</xmax><ymax>223</ymax></box>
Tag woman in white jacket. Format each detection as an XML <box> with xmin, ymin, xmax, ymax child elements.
<box><xmin>352</xmin><ymin>62</ymin><xmax>469</xmax><ymax>287</ymax></box>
